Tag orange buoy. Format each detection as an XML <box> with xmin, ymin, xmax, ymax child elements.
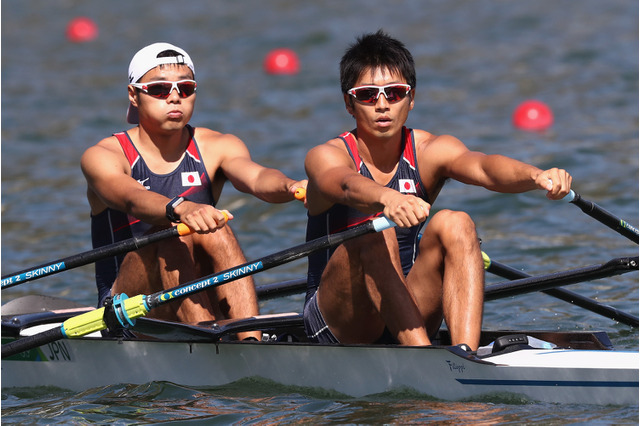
<box><xmin>513</xmin><ymin>100</ymin><xmax>554</xmax><ymax>131</ymax></box>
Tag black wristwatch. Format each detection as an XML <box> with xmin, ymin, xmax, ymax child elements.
<box><xmin>166</xmin><ymin>196</ymin><xmax>187</xmax><ymax>222</ymax></box>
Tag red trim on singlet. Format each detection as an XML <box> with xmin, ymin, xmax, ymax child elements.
<box><xmin>339</xmin><ymin>131</ymin><xmax>362</xmax><ymax>172</ymax></box>
<box><xmin>330</xmin><ymin>212</ymin><xmax>383</xmax><ymax>234</ymax></box>
<box><xmin>114</xmin><ymin>132</ymin><xmax>139</xmax><ymax>167</ymax></box>
<box><xmin>186</xmin><ymin>141</ymin><xmax>202</xmax><ymax>162</ymax></box>
<box><xmin>114</xmin><ymin>128</ymin><xmax>201</xmax><ymax>166</ymax></box>
<box><xmin>401</xmin><ymin>128</ymin><xmax>417</xmax><ymax>169</ymax></box>
<box><xmin>112</xmin><ymin>218</ymin><xmax>141</xmax><ymax>233</ymax></box>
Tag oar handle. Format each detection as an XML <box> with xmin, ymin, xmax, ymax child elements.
<box><xmin>563</xmin><ymin>190</ymin><xmax>638</xmax><ymax>244</ymax></box>
<box><xmin>176</xmin><ymin>223</ymin><xmax>194</xmax><ymax>235</ymax></box>
<box><xmin>562</xmin><ymin>190</ymin><xmax>576</xmax><ymax>202</ymax></box>
<box><xmin>294</xmin><ymin>187</ymin><xmax>306</xmax><ymax>201</ymax></box>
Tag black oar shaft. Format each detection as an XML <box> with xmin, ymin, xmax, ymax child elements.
<box><xmin>486</xmin><ymin>257</ymin><xmax>639</xmax><ymax>327</ymax></box>
<box><xmin>1</xmin><ymin>326</ymin><xmax>64</xmax><ymax>358</ymax></box>
<box><xmin>568</xmin><ymin>192</ymin><xmax>639</xmax><ymax>244</ymax></box>
<box><xmin>1</xmin><ymin>225</ymin><xmax>191</xmax><ymax>289</ymax></box>
<box><xmin>256</xmin><ymin>278</ymin><xmax>307</xmax><ymax>300</ymax></box>
<box><xmin>485</xmin><ymin>256</ymin><xmax>638</xmax><ymax>303</ymax></box>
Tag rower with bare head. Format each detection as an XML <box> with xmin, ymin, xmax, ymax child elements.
<box><xmin>82</xmin><ymin>42</ymin><xmax>307</xmax><ymax>339</ymax></box>
<box><xmin>303</xmin><ymin>30</ymin><xmax>572</xmax><ymax>349</ymax></box>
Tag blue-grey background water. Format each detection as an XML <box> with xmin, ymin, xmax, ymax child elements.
<box><xmin>2</xmin><ymin>0</ymin><xmax>638</xmax><ymax>423</ymax></box>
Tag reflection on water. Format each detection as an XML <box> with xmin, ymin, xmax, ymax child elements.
<box><xmin>3</xmin><ymin>379</ymin><xmax>638</xmax><ymax>424</ymax></box>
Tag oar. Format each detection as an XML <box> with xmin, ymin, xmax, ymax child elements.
<box><xmin>565</xmin><ymin>190</ymin><xmax>639</xmax><ymax>244</ymax></box>
<box><xmin>485</xmin><ymin>255</ymin><xmax>638</xmax><ymax>301</ymax></box>
<box><xmin>256</xmin><ymin>278</ymin><xmax>307</xmax><ymax>300</ymax></box>
<box><xmin>1</xmin><ymin>215</ymin><xmax>396</xmax><ymax>358</ymax></box>
<box><xmin>483</xmin><ymin>252</ymin><xmax>639</xmax><ymax>327</ymax></box>
<box><xmin>1</xmin><ymin>223</ymin><xmax>195</xmax><ymax>290</ymax></box>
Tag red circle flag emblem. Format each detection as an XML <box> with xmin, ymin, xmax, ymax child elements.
<box><xmin>181</xmin><ymin>172</ymin><xmax>202</xmax><ymax>187</ymax></box>
<box><xmin>399</xmin><ymin>179</ymin><xmax>416</xmax><ymax>193</ymax></box>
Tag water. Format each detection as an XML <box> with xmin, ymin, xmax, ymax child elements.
<box><xmin>2</xmin><ymin>0</ymin><xmax>638</xmax><ymax>423</ymax></box>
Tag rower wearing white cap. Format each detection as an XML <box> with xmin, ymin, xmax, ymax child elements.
<box><xmin>81</xmin><ymin>42</ymin><xmax>307</xmax><ymax>340</ymax></box>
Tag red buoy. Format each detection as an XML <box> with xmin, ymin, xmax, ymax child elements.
<box><xmin>513</xmin><ymin>100</ymin><xmax>554</xmax><ymax>131</ymax></box>
<box><xmin>264</xmin><ymin>48</ymin><xmax>300</xmax><ymax>75</ymax></box>
<box><xmin>66</xmin><ymin>17</ymin><xmax>98</xmax><ymax>43</ymax></box>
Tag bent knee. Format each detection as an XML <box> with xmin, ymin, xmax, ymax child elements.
<box><xmin>425</xmin><ymin>210</ymin><xmax>479</xmax><ymax>245</ymax></box>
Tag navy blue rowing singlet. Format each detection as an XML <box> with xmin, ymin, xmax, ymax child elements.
<box><xmin>305</xmin><ymin>127</ymin><xmax>430</xmax><ymax>304</ymax></box>
<box><xmin>91</xmin><ymin>125</ymin><xmax>215</xmax><ymax>307</ymax></box>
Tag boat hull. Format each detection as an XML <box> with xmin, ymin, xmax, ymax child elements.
<box><xmin>2</xmin><ymin>336</ymin><xmax>637</xmax><ymax>405</ymax></box>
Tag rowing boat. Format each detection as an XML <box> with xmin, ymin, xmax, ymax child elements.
<box><xmin>2</xmin><ymin>194</ymin><xmax>638</xmax><ymax>405</ymax></box>
<box><xmin>2</xmin><ymin>295</ymin><xmax>637</xmax><ymax>405</ymax></box>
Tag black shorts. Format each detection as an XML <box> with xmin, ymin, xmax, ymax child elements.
<box><xmin>303</xmin><ymin>292</ymin><xmax>399</xmax><ymax>344</ymax></box>
<box><xmin>303</xmin><ymin>292</ymin><xmax>339</xmax><ymax>343</ymax></box>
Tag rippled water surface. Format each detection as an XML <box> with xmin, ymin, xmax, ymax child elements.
<box><xmin>2</xmin><ymin>0</ymin><xmax>638</xmax><ymax>423</ymax></box>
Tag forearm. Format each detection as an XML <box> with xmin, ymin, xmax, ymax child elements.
<box><xmin>249</xmin><ymin>168</ymin><xmax>298</xmax><ymax>203</ymax></box>
<box><xmin>123</xmin><ymin>190</ymin><xmax>174</xmax><ymax>225</ymax></box>
<box><xmin>463</xmin><ymin>154</ymin><xmax>543</xmax><ymax>193</ymax></box>
<box><xmin>340</xmin><ymin>175</ymin><xmax>392</xmax><ymax>214</ymax></box>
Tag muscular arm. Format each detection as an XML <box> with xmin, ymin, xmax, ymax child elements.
<box><xmin>425</xmin><ymin>134</ymin><xmax>572</xmax><ymax>200</ymax></box>
<box><xmin>213</xmin><ymin>132</ymin><xmax>305</xmax><ymax>203</ymax></box>
<box><xmin>81</xmin><ymin>137</ymin><xmax>228</xmax><ymax>232</ymax></box>
<box><xmin>81</xmin><ymin>140</ymin><xmax>170</xmax><ymax>224</ymax></box>
<box><xmin>305</xmin><ymin>140</ymin><xmax>430</xmax><ymax>227</ymax></box>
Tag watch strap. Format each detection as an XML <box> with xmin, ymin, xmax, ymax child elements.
<box><xmin>166</xmin><ymin>196</ymin><xmax>187</xmax><ymax>222</ymax></box>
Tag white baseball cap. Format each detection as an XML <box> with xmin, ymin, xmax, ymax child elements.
<box><xmin>126</xmin><ymin>42</ymin><xmax>195</xmax><ymax>124</ymax></box>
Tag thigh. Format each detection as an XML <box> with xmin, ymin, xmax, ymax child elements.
<box><xmin>317</xmin><ymin>230</ymin><xmax>401</xmax><ymax>343</ymax></box>
<box><xmin>406</xmin><ymin>210</ymin><xmax>482</xmax><ymax>332</ymax></box>
<box><xmin>192</xmin><ymin>225</ymin><xmax>258</xmax><ymax>318</ymax></box>
<box><xmin>113</xmin><ymin>229</ymin><xmax>220</xmax><ymax>322</ymax></box>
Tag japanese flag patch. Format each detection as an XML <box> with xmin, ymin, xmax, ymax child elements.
<box><xmin>181</xmin><ymin>172</ymin><xmax>202</xmax><ymax>187</ymax></box>
<box><xmin>399</xmin><ymin>179</ymin><xmax>417</xmax><ymax>194</ymax></box>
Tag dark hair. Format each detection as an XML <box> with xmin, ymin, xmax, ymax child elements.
<box><xmin>157</xmin><ymin>49</ymin><xmax>183</xmax><ymax>58</ymax></box>
<box><xmin>153</xmin><ymin>49</ymin><xmax>194</xmax><ymax>79</ymax></box>
<box><xmin>339</xmin><ymin>30</ymin><xmax>416</xmax><ymax>93</ymax></box>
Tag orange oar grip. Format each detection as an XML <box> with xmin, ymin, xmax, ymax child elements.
<box><xmin>294</xmin><ymin>187</ymin><xmax>307</xmax><ymax>201</ymax></box>
<box><xmin>220</xmin><ymin>210</ymin><xmax>231</xmax><ymax>223</ymax></box>
<box><xmin>176</xmin><ymin>223</ymin><xmax>194</xmax><ymax>236</ymax></box>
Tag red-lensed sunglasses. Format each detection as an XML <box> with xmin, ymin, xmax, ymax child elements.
<box><xmin>130</xmin><ymin>79</ymin><xmax>197</xmax><ymax>99</ymax></box>
<box><xmin>347</xmin><ymin>84</ymin><xmax>411</xmax><ymax>104</ymax></box>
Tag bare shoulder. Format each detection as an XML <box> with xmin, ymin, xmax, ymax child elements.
<box><xmin>193</xmin><ymin>127</ymin><xmax>249</xmax><ymax>157</ymax></box>
<box><xmin>307</xmin><ymin>138</ymin><xmax>349</xmax><ymax>158</ymax></box>
<box><xmin>305</xmin><ymin>138</ymin><xmax>352</xmax><ymax>169</ymax></box>
<box><xmin>81</xmin><ymin>135</ymin><xmax>127</xmax><ymax>172</ymax></box>
<box><xmin>414</xmin><ymin>130</ymin><xmax>465</xmax><ymax>150</ymax></box>
<box><xmin>414</xmin><ymin>130</ymin><xmax>470</xmax><ymax>162</ymax></box>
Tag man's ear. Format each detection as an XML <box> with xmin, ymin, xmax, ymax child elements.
<box><xmin>344</xmin><ymin>93</ymin><xmax>355</xmax><ymax>116</ymax></box>
<box><xmin>128</xmin><ymin>85</ymin><xmax>139</xmax><ymax>107</ymax></box>
<box><xmin>409</xmin><ymin>89</ymin><xmax>415</xmax><ymax>110</ymax></box>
